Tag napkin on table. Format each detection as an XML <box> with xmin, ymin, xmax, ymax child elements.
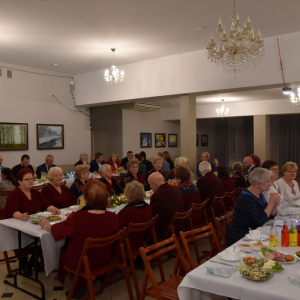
<box><xmin>206</xmin><ymin>267</ymin><xmax>237</xmax><ymax>278</ymax></box>
<box><xmin>288</xmin><ymin>277</ymin><xmax>300</xmax><ymax>288</ymax></box>
<box><xmin>277</xmin><ymin>208</ymin><xmax>295</xmax><ymax>216</ymax></box>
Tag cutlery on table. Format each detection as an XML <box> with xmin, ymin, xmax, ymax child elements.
<box><xmin>209</xmin><ymin>260</ymin><xmax>238</xmax><ymax>267</ymax></box>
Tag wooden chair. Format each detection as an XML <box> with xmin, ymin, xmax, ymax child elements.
<box><xmin>224</xmin><ymin>190</ymin><xmax>236</xmax><ymax>212</ymax></box>
<box><xmin>65</xmin><ymin>230</ymin><xmax>134</xmax><ymax>300</ymax></box>
<box><xmin>189</xmin><ymin>199</ymin><xmax>209</xmax><ymax>230</ymax></box>
<box><xmin>31</xmin><ymin>183</ymin><xmax>45</xmax><ymax>191</ymax></box>
<box><xmin>179</xmin><ymin>223</ymin><xmax>223</xmax><ymax>270</ymax></box>
<box><xmin>139</xmin><ymin>234</ymin><xmax>191</xmax><ymax>300</ymax></box>
<box><xmin>121</xmin><ymin>216</ymin><xmax>159</xmax><ymax>299</ymax></box>
<box><xmin>207</xmin><ymin>195</ymin><xmax>226</xmax><ymax>220</ymax></box>
<box><xmin>213</xmin><ymin>211</ymin><xmax>234</xmax><ymax>250</ymax></box>
<box><xmin>235</xmin><ymin>187</ymin><xmax>244</xmax><ymax>202</ymax></box>
<box><xmin>0</xmin><ymin>205</ymin><xmax>19</xmax><ymax>276</ymax></box>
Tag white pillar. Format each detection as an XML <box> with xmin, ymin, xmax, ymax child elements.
<box><xmin>253</xmin><ymin>115</ymin><xmax>270</xmax><ymax>163</ymax></box>
<box><xmin>180</xmin><ymin>94</ymin><xmax>197</xmax><ymax>172</ymax></box>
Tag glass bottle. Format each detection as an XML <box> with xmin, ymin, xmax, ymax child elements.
<box><xmin>281</xmin><ymin>221</ymin><xmax>289</xmax><ymax>247</ymax></box>
<box><xmin>269</xmin><ymin>221</ymin><xmax>278</xmax><ymax>247</ymax></box>
<box><xmin>297</xmin><ymin>223</ymin><xmax>300</xmax><ymax>246</ymax></box>
<box><xmin>116</xmin><ymin>167</ymin><xmax>119</xmax><ymax>174</ymax></box>
<box><xmin>289</xmin><ymin>221</ymin><xmax>297</xmax><ymax>247</ymax></box>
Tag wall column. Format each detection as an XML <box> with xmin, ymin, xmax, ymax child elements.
<box><xmin>180</xmin><ymin>94</ymin><xmax>197</xmax><ymax>172</ymax></box>
<box><xmin>253</xmin><ymin>115</ymin><xmax>270</xmax><ymax>163</ymax></box>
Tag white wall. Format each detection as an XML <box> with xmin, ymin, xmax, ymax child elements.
<box><xmin>197</xmin><ymin>119</ymin><xmax>216</xmax><ymax>160</ymax></box>
<box><xmin>122</xmin><ymin>109</ymin><xmax>180</xmax><ymax>159</ymax></box>
<box><xmin>74</xmin><ymin>32</ymin><xmax>300</xmax><ymax>106</ymax></box>
<box><xmin>0</xmin><ymin>63</ymin><xmax>91</xmax><ymax>169</ymax></box>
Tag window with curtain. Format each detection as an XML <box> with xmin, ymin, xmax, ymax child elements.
<box><xmin>215</xmin><ymin>116</ymin><xmax>253</xmax><ymax>167</ymax></box>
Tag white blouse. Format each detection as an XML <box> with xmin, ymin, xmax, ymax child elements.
<box><xmin>263</xmin><ymin>181</ymin><xmax>285</xmax><ymax>208</ymax></box>
<box><xmin>276</xmin><ymin>177</ymin><xmax>300</xmax><ymax>208</ymax></box>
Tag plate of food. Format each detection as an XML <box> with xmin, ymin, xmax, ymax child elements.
<box><xmin>259</xmin><ymin>247</ymin><xmax>297</xmax><ymax>264</ymax></box>
<box><xmin>249</xmin><ymin>240</ymin><xmax>269</xmax><ymax>251</ymax></box>
<box><xmin>45</xmin><ymin>214</ymin><xmax>62</xmax><ymax>222</ymax></box>
<box><xmin>239</xmin><ymin>267</ymin><xmax>274</xmax><ymax>281</ymax></box>
<box><xmin>240</xmin><ymin>256</ymin><xmax>284</xmax><ymax>272</ymax></box>
<box><xmin>64</xmin><ymin>212</ymin><xmax>71</xmax><ymax>217</ymax></box>
<box><xmin>29</xmin><ymin>216</ymin><xmax>42</xmax><ymax>225</ymax></box>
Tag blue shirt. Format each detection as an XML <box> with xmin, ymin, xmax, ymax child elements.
<box><xmin>160</xmin><ymin>159</ymin><xmax>170</xmax><ymax>172</ymax></box>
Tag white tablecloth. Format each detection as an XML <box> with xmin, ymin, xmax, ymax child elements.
<box><xmin>0</xmin><ymin>210</ymin><xmax>70</xmax><ymax>276</ymax></box>
<box><xmin>178</xmin><ymin>224</ymin><xmax>300</xmax><ymax>300</ymax></box>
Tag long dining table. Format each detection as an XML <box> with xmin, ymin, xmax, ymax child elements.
<box><xmin>178</xmin><ymin>214</ymin><xmax>300</xmax><ymax>300</ymax></box>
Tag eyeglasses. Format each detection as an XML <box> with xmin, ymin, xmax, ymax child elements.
<box><xmin>22</xmin><ymin>178</ymin><xmax>34</xmax><ymax>181</ymax></box>
<box><xmin>270</xmin><ymin>167</ymin><xmax>279</xmax><ymax>171</ymax></box>
<box><xmin>287</xmin><ymin>170</ymin><xmax>297</xmax><ymax>174</ymax></box>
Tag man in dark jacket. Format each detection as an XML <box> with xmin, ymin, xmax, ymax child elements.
<box><xmin>12</xmin><ymin>154</ymin><xmax>36</xmax><ymax>178</ymax></box>
<box><xmin>140</xmin><ymin>151</ymin><xmax>153</xmax><ymax>172</ymax></box>
<box><xmin>36</xmin><ymin>154</ymin><xmax>56</xmax><ymax>178</ymax></box>
<box><xmin>148</xmin><ymin>172</ymin><xmax>184</xmax><ymax>238</ymax></box>
<box><xmin>89</xmin><ymin>152</ymin><xmax>105</xmax><ymax>173</ymax></box>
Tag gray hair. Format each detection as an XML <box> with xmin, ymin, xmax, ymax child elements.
<box><xmin>45</xmin><ymin>154</ymin><xmax>54</xmax><ymax>160</ymax></box>
<box><xmin>248</xmin><ymin>168</ymin><xmax>272</xmax><ymax>185</ymax></box>
<box><xmin>202</xmin><ymin>152</ymin><xmax>210</xmax><ymax>159</ymax></box>
<box><xmin>124</xmin><ymin>181</ymin><xmax>146</xmax><ymax>203</ymax></box>
<box><xmin>99</xmin><ymin>164</ymin><xmax>111</xmax><ymax>176</ymax></box>
<box><xmin>79</xmin><ymin>152</ymin><xmax>89</xmax><ymax>160</ymax></box>
<box><xmin>232</xmin><ymin>162</ymin><xmax>243</xmax><ymax>173</ymax></box>
<box><xmin>199</xmin><ymin>161</ymin><xmax>211</xmax><ymax>173</ymax></box>
<box><xmin>174</xmin><ymin>157</ymin><xmax>187</xmax><ymax>167</ymax></box>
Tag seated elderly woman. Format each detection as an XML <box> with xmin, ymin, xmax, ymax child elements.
<box><xmin>226</xmin><ymin>168</ymin><xmax>280</xmax><ymax>247</ymax></box>
<box><xmin>120</xmin><ymin>158</ymin><xmax>150</xmax><ymax>190</ymax></box>
<box><xmin>167</xmin><ymin>156</ymin><xmax>187</xmax><ymax>180</ymax></box>
<box><xmin>231</xmin><ymin>162</ymin><xmax>246</xmax><ymax>188</ymax></box>
<box><xmin>99</xmin><ymin>164</ymin><xmax>123</xmax><ymax>196</ymax></box>
<box><xmin>277</xmin><ymin>161</ymin><xmax>300</xmax><ymax>207</ymax></box>
<box><xmin>4</xmin><ymin>168</ymin><xmax>60</xmax><ymax>276</ymax></box>
<box><xmin>39</xmin><ymin>180</ymin><xmax>120</xmax><ymax>299</ymax></box>
<box><xmin>217</xmin><ymin>165</ymin><xmax>235</xmax><ymax>193</ymax></box>
<box><xmin>0</xmin><ymin>167</ymin><xmax>17</xmax><ymax>208</ymax></box>
<box><xmin>174</xmin><ymin>166</ymin><xmax>201</xmax><ymax>225</ymax></box>
<box><xmin>106</xmin><ymin>153</ymin><xmax>122</xmax><ymax>173</ymax></box>
<box><xmin>70</xmin><ymin>164</ymin><xmax>94</xmax><ymax>198</ymax></box>
<box><xmin>118</xmin><ymin>181</ymin><xmax>153</xmax><ymax>250</ymax></box>
<box><xmin>41</xmin><ymin>167</ymin><xmax>77</xmax><ymax>209</ymax></box>
<box><xmin>145</xmin><ymin>156</ymin><xmax>166</xmax><ymax>183</ymax></box>
<box><xmin>261</xmin><ymin>160</ymin><xmax>285</xmax><ymax>209</ymax></box>
<box><xmin>74</xmin><ymin>152</ymin><xmax>89</xmax><ymax>167</ymax></box>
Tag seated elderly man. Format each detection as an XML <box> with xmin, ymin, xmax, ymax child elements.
<box><xmin>12</xmin><ymin>154</ymin><xmax>36</xmax><ymax>178</ymax></box>
<box><xmin>89</xmin><ymin>152</ymin><xmax>105</xmax><ymax>174</ymax></box>
<box><xmin>36</xmin><ymin>154</ymin><xmax>56</xmax><ymax>179</ymax></box>
<box><xmin>148</xmin><ymin>172</ymin><xmax>184</xmax><ymax>238</ymax></box>
<box><xmin>196</xmin><ymin>152</ymin><xmax>217</xmax><ymax>178</ymax></box>
<box><xmin>196</xmin><ymin>161</ymin><xmax>224</xmax><ymax>212</ymax></box>
<box><xmin>157</xmin><ymin>152</ymin><xmax>170</xmax><ymax>172</ymax></box>
<box><xmin>74</xmin><ymin>152</ymin><xmax>89</xmax><ymax>167</ymax></box>
<box><xmin>243</xmin><ymin>156</ymin><xmax>259</xmax><ymax>175</ymax></box>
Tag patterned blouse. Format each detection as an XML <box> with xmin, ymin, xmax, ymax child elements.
<box><xmin>70</xmin><ymin>179</ymin><xmax>85</xmax><ymax>198</ymax></box>
<box><xmin>100</xmin><ymin>177</ymin><xmax>123</xmax><ymax>196</ymax></box>
<box><xmin>177</xmin><ymin>180</ymin><xmax>199</xmax><ymax>196</ymax></box>
<box><xmin>232</xmin><ymin>172</ymin><xmax>246</xmax><ymax>188</ymax></box>
<box><xmin>120</xmin><ymin>171</ymin><xmax>150</xmax><ymax>191</ymax></box>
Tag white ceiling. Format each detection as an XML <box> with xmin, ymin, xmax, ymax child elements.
<box><xmin>1</xmin><ymin>0</ymin><xmax>300</xmax><ymax>75</ymax></box>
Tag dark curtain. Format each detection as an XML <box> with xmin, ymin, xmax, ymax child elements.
<box><xmin>215</xmin><ymin>118</ymin><xmax>229</xmax><ymax>165</ymax></box>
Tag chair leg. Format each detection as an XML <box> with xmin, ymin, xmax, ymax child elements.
<box><xmin>120</xmin><ymin>244</ymin><xmax>134</xmax><ymax>300</ymax></box>
<box><xmin>66</xmin><ymin>271</ymin><xmax>80</xmax><ymax>300</ymax></box>
<box><xmin>139</xmin><ymin>272</ymin><xmax>149</xmax><ymax>300</ymax></box>
<box><xmin>129</xmin><ymin>255</ymin><xmax>140</xmax><ymax>299</ymax></box>
<box><xmin>83</xmin><ymin>256</ymin><xmax>96</xmax><ymax>300</ymax></box>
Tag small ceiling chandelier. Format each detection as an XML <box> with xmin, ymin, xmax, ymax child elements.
<box><xmin>104</xmin><ymin>48</ymin><xmax>125</xmax><ymax>87</ymax></box>
<box><xmin>216</xmin><ymin>99</ymin><xmax>229</xmax><ymax>117</ymax></box>
<box><xmin>206</xmin><ymin>0</ymin><xmax>265</xmax><ymax>72</ymax></box>
<box><xmin>290</xmin><ymin>88</ymin><xmax>300</xmax><ymax>107</ymax></box>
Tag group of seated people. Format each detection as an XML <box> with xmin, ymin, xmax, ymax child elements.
<box><xmin>1</xmin><ymin>149</ymin><xmax>300</xmax><ymax>297</ymax></box>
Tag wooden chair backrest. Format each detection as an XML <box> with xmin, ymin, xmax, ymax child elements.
<box><xmin>179</xmin><ymin>223</ymin><xmax>222</xmax><ymax>270</ymax></box>
<box><xmin>208</xmin><ymin>195</ymin><xmax>225</xmax><ymax>219</ymax></box>
<box><xmin>224</xmin><ymin>189</ymin><xmax>236</xmax><ymax>209</ymax></box>
<box><xmin>162</xmin><ymin>207</ymin><xmax>194</xmax><ymax>240</ymax></box>
<box><xmin>31</xmin><ymin>184</ymin><xmax>45</xmax><ymax>190</ymax></box>
<box><xmin>190</xmin><ymin>198</ymin><xmax>209</xmax><ymax>229</ymax></box>
<box><xmin>0</xmin><ymin>190</ymin><xmax>14</xmax><ymax>196</ymax></box>
<box><xmin>214</xmin><ymin>211</ymin><xmax>234</xmax><ymax>250</ymax></box>
<box><xmin>139</xmin><ymin>234</ymin><xmax>190</xmax><ymax>298</ymax></box>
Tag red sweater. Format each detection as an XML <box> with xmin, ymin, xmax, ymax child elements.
<box><xmin>4</xmin><ymin>188</ymin><xmax>51</xmax><ymax>218</ymax></box>
<box><xmin>106</xmin><ymin>159</ymin><xmax>121</xmax><ymax>173</ymax></box>
<box><xmin>41</xmin><ymin>183</ymin><xmax>77</xmax><ymax>209</ymax></box>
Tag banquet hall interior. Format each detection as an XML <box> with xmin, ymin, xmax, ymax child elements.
<box><xmin>1</xmin><ymin>0</ymin><xmax>300</xmax><ymax>299</ymax></box>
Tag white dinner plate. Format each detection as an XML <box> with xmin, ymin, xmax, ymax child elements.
<box><xmin>36</xmin><ymin>212</ymin><xmax>51</xmax><ymax>217</ymax></box>
<box><xmin>245</xmin><ymin>234</ymin><xmax>268</xmax><ymax>241</ymax></box>
<box><xmin>259</xmin><ymin>250</ymin><xmax>297</xmax><ymax>264</ymax></box>
<box><xmin>217</xmin><ymin>252</ymin><xmax>244</xmax><ymax>262</ymax></box>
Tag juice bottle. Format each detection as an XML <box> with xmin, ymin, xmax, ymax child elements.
<box><xmin>281</xmin><ymin>221</ymin><xmax>289</xmax><ymax>247</ymax></box>
<box><xmin>116</xmin><ymin>167</ymin><xmax>119</xmax><ymax>174</ymax></box>
<box><xmin>289</xmin><ymin>221</ymin><xmax>297</xmax><ymax>247</ymax></box>
<box><xmin>269</xmin><ymin>221</ymin><xmax>278</xmax><ymax>247</ymax></box>
<box><xmin>297</xmin><ymin>223</ymin><xmax>300</xmax><ymax>246</ymax></box>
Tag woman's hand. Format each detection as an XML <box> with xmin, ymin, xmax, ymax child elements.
<box><xmin>47</xmin><ymin>206</ymin><xmax>61</xmax><ymax>215</ymax></box>
<box><xmin>269</xmin><ymin>193</ymin><xmax>281</xmax><ymax>206</ymax></box>
<box><xmin>20</xmin><ymin>212</ymin><xmax>30</xmax><ymax>221</ymax></box>
<box><xmin>39</xmin><ymin>218</ymin><xmax>51</xmax><ymax>232</ymax></box>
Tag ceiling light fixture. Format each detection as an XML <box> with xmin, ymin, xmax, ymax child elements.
<box><xmin>216</xmin><ymin>99</ymin><xmax>229</xmax><ymax>117</ymax></box>
<box><xmin>206</xmin><ymin>0</ymin><xmax>265</xmax><ymax>72</ymax></box>
<box><xmin>289</xmin><ymin>88</ymin><xmax>300</xmax><ymax>107</ymax></box>
<box><xmin>104</xmin><ymin>48</ymin><xmax>125</xmax><ymax>87</ymax></box>
<box><xmin>282</xmin><ymin>86</ymin><xmax>292</xmax><ymax>96</ymax></box>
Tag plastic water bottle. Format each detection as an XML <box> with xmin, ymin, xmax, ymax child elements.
<box><xmin>269</xmin><ymin>221</ymin><xmax>278</xmax><ymax>247</ymax></box>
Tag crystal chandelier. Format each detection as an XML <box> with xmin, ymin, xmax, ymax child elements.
<box><xmin>216</xmin><ymin>100</ymin><xmax>229</xmax><ymax>117</ymax></box>
<box><xmin>290</xmin><ymin>88</ymin><xmax>300</xmax><ymax>107</ymax></box>
<box><xmin>104</xmin><ymin>48</ymin><xmax>125</xmax><ymax>87</ymax></box>
<box><xmin>206</xmin><ymin>0</ymin><xmax>265</xmax><ymax>72</ymax></box>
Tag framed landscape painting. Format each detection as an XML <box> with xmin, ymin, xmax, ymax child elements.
<box><xmin>140</xmin><ymin>133</ymin><xmax>152</xmax><ymax>148</ymax></box>
<box><xmin>201</xmin><ymin>135</ymin><xmax>208</xmax><ymax>146</ymax></box>
<box><xmin>0</xmin><ymin>122</ymin><xmax>28</xmax><ymax>150</ymax></box>
<box><xmin>37</xmin><ymin>124</ymin><xmax>64</xmax><ymax>150</ymax></box>
<box><xmin>168</xmin><ymin>134</ymin><xmax>178</xmax><ymax>147</ymax></box>
<box><xmin>155</xmin><ymin>133</ymin><xmax>166</xmax><ymax>148</ymax></box>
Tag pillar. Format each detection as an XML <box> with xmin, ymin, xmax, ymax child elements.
<box><xmin>180</xmin><ymin>94</ymin><xmax>197</xmax><ymax>172</ymax></box>
<box><xmin>253</xmin><ymin>115</ymin><xmax>270</xmax><ymax>163</ymax></box>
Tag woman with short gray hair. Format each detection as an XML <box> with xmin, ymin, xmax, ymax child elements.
<box><xmin>99</xmin><ymin>164</ymin><xmax>123</xmax><ymax>196</ymax></box>
<box><xmin>226</xmin><ymin>168</ymin><xmax>280</xmax><ymax>247</ymax></box>
<box><xmin>231</xmin><ymin>162</ymin><xmax>246</xmax><ymax>188</ymax></box>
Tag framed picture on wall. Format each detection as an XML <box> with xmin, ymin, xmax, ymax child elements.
<box><xmin>201</xmin><ymin>135</ymin><xmax>208</xmax><ymax>146</ymax></box>
<box><xmin>196</xmin><ymin>134</ymin><xmax>199</xmax><ymax>147</ymax></box>
<box><xmin>155</xmin><ymin>133</ymin><xmax>166</xmax><ymax>148</ymax></box>
<box><xmin>0</xmin><ymin>122</ymin><xmax>28</xmax><ymax>150</ymax></box>
<box><xmin>37</xmin><ymin>124</ymin><xmax>64</xmax><ymax>150</ymax></box>
<box><xmin>140</xmin><ymin>133</ymin><xmax>152</xmax><ymax>148</ymax></box>
<box><xmin>168</xmin><ymin>134</ymin><xmax>178</xmax><ymax>147</ymax></box>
